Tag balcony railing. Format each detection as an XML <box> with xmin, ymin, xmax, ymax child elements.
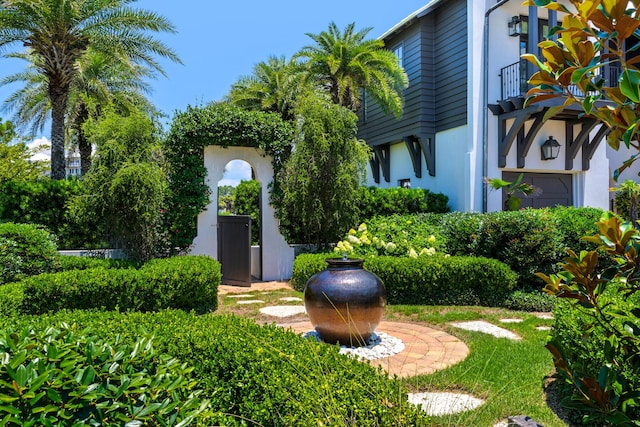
<box><xmin>499</xmin><ymin>59</ymin><xmax>621</xmax><ymax>101</ymax></box>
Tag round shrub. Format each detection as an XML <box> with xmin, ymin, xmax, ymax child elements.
<box><xmin>0</xmin><ymin>324</ymin><xmax>208</xmax><ymax>425</ymax></box>
<box><xmin>437</xmin><ymin>211</ymin><xmax>484</xmax><ymax>256</ymax></box>
<box><xmin>0</xmin><ymin>222</ymin><xmax>57</xmax><ymax>283</ymax></box>
<box><xmin>0</xmin><ymin>310</ymin><xmax>426</xmax><ymax>426</ymax></box>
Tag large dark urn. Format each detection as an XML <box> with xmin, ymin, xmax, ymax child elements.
<box><xmin>304</xmin><ymin>258</ymin><xmax>386</xmax><ymax>347</ymax></box>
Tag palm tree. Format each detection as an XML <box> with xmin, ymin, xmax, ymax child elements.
<box><xmin>0</xmin><ymin>0</ymin><xmax>180</xmax><ymax>179</ymax></box>
<box><xmin>226</xmin><ymin>55</ymin><xmax>311</xmax><ymax>121</ymax></box>
<box><xmin>296</xmin><ymin>22</ymin><xmax>408</xmax><ymax>117</ymax></box>
<box><xmin>2</xmin><ymin>49</ymin><xmax>155</xmax><ymax>174</ymax></box>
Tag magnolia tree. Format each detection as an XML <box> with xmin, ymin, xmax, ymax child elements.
<box><xmin>525</xmin><ymin>0</ymin><xmax>640</xmax><ymax>178</ymax></box>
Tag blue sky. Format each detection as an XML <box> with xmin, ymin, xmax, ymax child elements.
<box><xmin>0</xmin><ymin>1</ymin><xmax>429</xmax><ymax>183</ymax></box>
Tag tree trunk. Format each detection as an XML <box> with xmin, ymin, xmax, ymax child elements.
<box><xmin>49</xmin><ymin>86</ymin><xmax>69</xmax><ymax>180</ymax></box>
<box><xmin>75</xmin><ymin>103</ymin><xmax>91</xmax><ymax>175</ymax></box>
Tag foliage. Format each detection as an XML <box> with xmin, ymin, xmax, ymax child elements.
<box><xmin>486</xmin><ymin>173</ymin><xmax>535</xmax><ymax>211</ymax></box>
<box><xmin>217</xmin><ymin>184</ymin><xmax>236</xmax><ymax>213</ymax></box>
<box><xmin>0</xmin><ymin>119</ymin><xmax>46</xmax><ymax>181</ymax></box>
<box><xmin>276</xmin><ymin>97</ymin><xmax>369</xmax><ymax>246</ymax></box>
<box><xmin>550</xmin><ymin>205</ymin><xmax>606</xmax><ymax>254</ymax></box>
<box><xmin>296</xmin><ymin>22</ymin><xmax>409</xmax><ymax>117</ymax></box>
<box><xmin>439</xmin><ymin>209</ymin><xmax>565</xmax><ymax>290</ymax></box>
<box><xmin>234</xmin><ymin>180</ymin><xmax>261</xmax><ymax>245</ymax></box>
<box><xmin>611</xmin><ymin>180</ymin><xmax>640</xmax><ymax>225</ymax></box>
<box><xmin>0</xmin><ymin>310</ymin><xmax>426</xmax><ymax>426</ymax></box>
<box><xmin>0</xmin><ymin>324</ymin><xmax>208</xmax><ymax>426</ymax></box>
<box><xmin>524</xmin><ymin>0</ymin><xmax>640</xmax><ymax>179</ymax></box>
<box><xmin>0</xmin><ymin>222</ymin><xmax>57</xmax><ymax>283</ymax></box>
<box><xmin>502</xmin><ymin>290</ymin><xmax>556</xmax><ymax>312</ymax></box>
<box><xmin>164</xmin><ymin>103</ymin><xmax>293</xmax><ymax>248</ymax></box>
<box><xmin>334</xmin><ymin>218</ymin><xmax>445</xmax><ymax>258</ymax></box>
<box><xmin>356</xmin><ymin>186</ymin><xmax>449</xmax><ymax>220</ymax></box>
<box><xmin>0</xmin><ymin>0</ymin><xmax>180</xmax><ymax>179</ymax></box>
<box><xmin>537</xmin><ymin>214</ymin><xmax>640</xmax><ymax>425</ymax></box>
<box><xmin>292</xmin><ymin>253</ymin><xmax>517</xmax><ymax>307</ymax></box>
<box><xmin>70</xmin><ymin>109</ymin><xmax>169</xmax><ymax>261</ymax></box>
<box><xmin>0</xmin><ymin>256</ymin><xmax>220</xmax><ymax>316</ymax></box>
<box><xmin>53</xmin><ymin>255</ymin><xmax>137</xmax><ymax>273</ymax></box>
<box><xmin>0</xmin><ymin>178</ymin><xmax>99</xmax><ymax>249</ymax></box>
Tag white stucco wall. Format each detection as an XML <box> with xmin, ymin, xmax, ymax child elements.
<box><xmin>190</xmin><ymin>146</ymin><xmax>294</xmax><ymax>281</ymax></box>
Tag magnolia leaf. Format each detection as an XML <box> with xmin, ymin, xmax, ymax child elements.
<box><xmin>620</xmin><ymin>69</ymin><xmax>640</xmax><ymax>102</ymax></box>
<box><xmin>589</xmin><ymin>9</ymin><xmax>615</xmax><ymax>32</ymax></box>
<box><xmin>616</xmin><ymin>15</ymin><xmax>640</xmax><ymax>40</ymax></box>
<box><xmin>521</xmin><ymin>53</ymin><xmax>551</xmax><ymax>73</ymax></box>
<box><xmin>543</xmin><ymin>105</ymin><xmax>565</xmax><ymax>122</ymax></box>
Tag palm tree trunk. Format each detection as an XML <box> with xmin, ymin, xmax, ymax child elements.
<box><xmin>75</xmin><ymin>103</ymin><xmax>91</xmax><ymax>175</ymax></box>
<box><xmin>49</xmin><ymin>86</ymin><xmax>69</xmax><ymax>180</ymax></box>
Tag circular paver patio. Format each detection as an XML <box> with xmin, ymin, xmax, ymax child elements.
<box><xmin>284</xmin><ymin>320</ymin><xmax>469</xmax><ymax>378</ymax></box>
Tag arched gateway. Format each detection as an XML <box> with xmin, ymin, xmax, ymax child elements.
<box><xmin>190</xmin><ymin>146</ymin><xmax>294</xmax><ymax>281</ymax></box>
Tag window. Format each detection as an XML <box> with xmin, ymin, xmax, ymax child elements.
<box><xmin>398</xmin><ymin>178</ymin><xmax>411</xmax><ymax>189</ymax></box>
<box><xmin>392</xmin><ymin>43</ymin><xmax>404</xmax><ymax>67</ymax></box>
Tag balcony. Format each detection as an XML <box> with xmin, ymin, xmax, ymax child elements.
<box><xmin>495</xmin><ymin>59</ymin><xmax>621</xmax><ymax>112</ymax></box>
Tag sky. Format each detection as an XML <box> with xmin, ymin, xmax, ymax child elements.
<box><xmin>0</xmin><ymin>1</ymin><xmax>430</xmax><ymax>184</ymax></box>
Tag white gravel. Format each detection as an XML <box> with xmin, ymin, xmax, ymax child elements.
<box><xmin>449</xmin><ymin>320</ymin><xmax>521</xmax><ymax>340</ymax></box>
<box><xmin>303</xmin><ymin>331</ymin><xmax>405</xmax><ymax>360</ymax></box>
<box><xmin>407</xmin><ymin>392</ymin><xmax>484</xmax><ymax>416</ymax></box>
<box><xmin>259</xmin><ymin>305</ymin><xmax>306</xmax><ymax>317</ymax></box>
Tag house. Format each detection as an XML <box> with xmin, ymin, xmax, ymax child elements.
<box><xmin>358</xmin><ymin>0</ymin><xmax>638</xmax><ymax>212</ymax></box>
<box><xmin>28</xmin><ymin>136</ymin><xmax>82</xmax><ymax>178</ymax></box>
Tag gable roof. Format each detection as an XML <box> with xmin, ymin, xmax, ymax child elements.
<box><xmin>380</xmin><ymin>0</ymin><xmax>448</xmax><ymax>39</ymax></box>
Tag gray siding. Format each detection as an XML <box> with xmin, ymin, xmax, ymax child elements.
<box><xmin>434</xmin><ymin>0</ymin><xmax>467</xmax><ymax>131</ymax></box>
<box><xmin>357</xmin><ymin>0</ymin><xmax>468</xmax><ymax>145</ymax></box>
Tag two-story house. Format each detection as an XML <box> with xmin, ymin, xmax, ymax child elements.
<box><xmin>358</xmin><ymin>0</ymin><xmax>637</xmax><ymax>212</ymax></box>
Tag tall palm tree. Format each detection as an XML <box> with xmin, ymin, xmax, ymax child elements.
<box><xmin>2</xmin><ymin>49</ymin><xmax>155</xmax><ymax>174</ymax></box>
<box><xmin>296</xmin><ymin>22</ymin><xmax>408</xmax><ymax>118</ymax></box>
<box><xmin>0</xmin><ymin>0</ymin><xmax>180</xmax><ymax>179</ymax></box>
<box><xmin>226</xmin><ymin>55</ymin><xmax>311</xmax><ymax>121</ymax></box>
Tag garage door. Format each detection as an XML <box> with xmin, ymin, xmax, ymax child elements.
<box><xmin>503</xmin><ymin>172</ymin><xmax>573</xmax><ymax>209</ymax></box>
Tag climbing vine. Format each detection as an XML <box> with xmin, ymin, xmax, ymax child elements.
<box><xmin>163</xmin><ymin>103</ymin><xmax>293</xmax><ymax>248</ymax></box>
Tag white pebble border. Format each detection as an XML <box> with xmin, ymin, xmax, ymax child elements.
<box><xmin>407</xmin><ymin>392</ymin><xmax>484</xmax><ymax>416</ymax></box>
<box><xmin>303</xmin><ymin>331</ymin><xmax>405</xmax><ymax>360</ymax></box>
<box><xmin>450</xmin><ymin>321</ymin><xmax>521</xmax><ymax>340</ymax></box>
<box><xmin>236</xmin><ymin>300</ymin><xmax>264</xmax><ymax>305</ymax></box>
<box><xmin>259</xmin><ymin>305</ymin><xmax>306</xmax><ymax>317</ymax></box>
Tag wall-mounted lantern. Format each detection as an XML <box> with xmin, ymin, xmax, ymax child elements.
<box><xmin>508</xmin><ymin>16</ymin><xmax>522</xmax><ymax>37</ymax></box>
<box><xmin>541</xmin><ymin>136</ymin><xmax>561</xmax><ymax>160</ymax></box>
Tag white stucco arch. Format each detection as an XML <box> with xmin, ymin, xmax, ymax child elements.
<box><xmin>190</xmin><ymin>145</ymin><xmax>294</xmax><ymax>281</ymax></box>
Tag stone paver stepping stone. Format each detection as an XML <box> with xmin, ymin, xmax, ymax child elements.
<box><xmin>227</xmin><ymin>294</ymin><xmax>255</xmax><ymax>298</ymax></box>
<box><xmin>407</xmin><ymin>392</ymin><xmax>484</xmax><ymax>416</ymax></box>
<box><xmin>450</xmin><ymin>321</ymin><xmax>521</xmax><ymax>340</ymax></box>
<box><xmin>259</xmin><ymin>305</ymin><xmax>306</xmax><ymax>317</ymax></box>
<box><xmin>499</xmin><ymin>318</ymin><xmax>523</xmax><ymax>323</ymax></box>
<box><xmin>237</xmin><ymin>300</ymin><xmax>264</xmax><ymax>305</ymax></box>
<box><xmin>279</xmin><ymin>297</ymin><xmax>303</xmax><ymax>302</ymax></box>
<box><xmin>536</xmin><ymin>326</ymin><xmax>551</xmax><ymax>331</ymax></box>
<box><xmin>534</xmin><ymin>313</ymin><xmax>553</xmax><ymax>319</ymax></box>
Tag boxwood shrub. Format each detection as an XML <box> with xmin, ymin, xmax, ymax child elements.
<box><xmin>356</xmin><ymin>186</ymin><xmax>449</xmax><ymax>219</ymax></box>
<box><xmin>0</xmin><ymin>255</ymin><xmax>220</xmax><ymax>316</ymax></box>
<box><xmin>0</xmin><ymin>310</ymin><xmax>426</xmax><ymax>426</ymax></box>
<box><xmin>0</xmin><ymin>222</ymin><xmax>57</xmax><ymax>283</ymax></box>
<box><xmin>292</xmin><ymin>253</ymin><xmax>516</xmax><ymax>307</ymax></box>
<box><xmin>0</xmin><ymin>324</ymin><xmax>208</xmax><ymax>425</ymax></box>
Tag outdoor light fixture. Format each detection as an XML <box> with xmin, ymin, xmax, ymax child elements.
<box><xmin>508</xmin><ymin>16</ymin><xmax>522</xmax><ymax>37</ymax></box>
<box><xmin>541</xmin><ymin>136</ymin><xmax>561</xmax><ymax>160</ymax></box>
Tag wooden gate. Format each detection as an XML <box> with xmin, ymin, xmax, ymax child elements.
<box><xmin>218</xmin><ymin>215</ymin><xmax>251</xmax><ymax>287</ymax></box>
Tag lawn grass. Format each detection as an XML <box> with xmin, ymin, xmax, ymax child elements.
<box><xmin>217</xmin><ymin>287</ymin><xmax>566</xmax><ymax>426</ymax></box>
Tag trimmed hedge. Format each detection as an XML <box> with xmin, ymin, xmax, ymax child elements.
<box><xmin>0</xmin><ymin>310</ymin><xmax>426</xmax><ymax>426</ymax></box>
<box><xmin>356</xmin><ymin>186</ymin><xmax>449</xmax><ymax>219</ymax></box>
<box><xmin>0</xmin><ymin>222</ymin><xmax>57</xmax><ymax>283</ymax></box>
<box><xmin>0</xmin><ymin>256</ymin><xmax>221</xmax><ymax>316</ymax></box>
<box><xmin>292</xmin><ymin>253</ymin><xmax>517</xmax><ymax>307</ymax></box>
<box><xmin>0</xmin><ymin>324</ymin><xmax>208</xmax><ymax>425</ymax></box>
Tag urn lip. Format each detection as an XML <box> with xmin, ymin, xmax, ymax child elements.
<box><xmin>325</xmin><ymin>257</ymin><xmax>364</xmax><ymax>269</ymax></box>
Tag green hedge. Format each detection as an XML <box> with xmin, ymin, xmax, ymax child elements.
<box><xmin>0</xmin><ymin>324</ymin><xmax>208</xmax><ymax>425</ymax></box>
<box><xmin>0</xmin><ymin>222</ymin><xmax>58</xmax><ymax>283</ymax></box>
<box><xmin>0</xmin><ymin>256</ymin><xmax>221</xmax><ymax>316</ymax></box>
<box><xmin>292</xmin><ymin>253</ymin><xmax>516</xmax><ymax>307</ymax></box>
<box><xmin>0</xmin><ymin>310</ymin><xmax>426</xmax><ymax>426</ymax></box>
<box><xmin>356</xmin><ymin>186</ymin><xmax>449</xmax><ymax>219</ymax></box>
